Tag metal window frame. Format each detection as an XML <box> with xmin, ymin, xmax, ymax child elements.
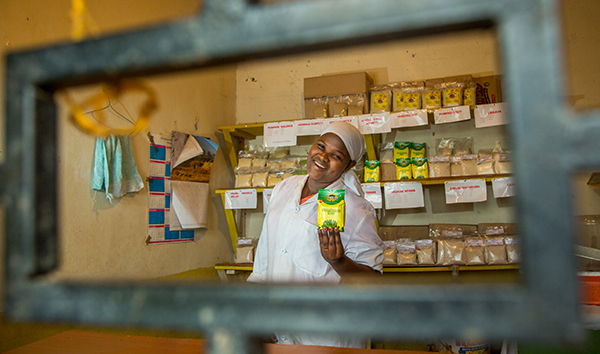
<box><xmin>2</xmin><ymin>0</ymin><xmax>592</xmax><ymax>352</ymax></box>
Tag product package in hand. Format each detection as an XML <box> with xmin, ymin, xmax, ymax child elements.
<box><xmin>317</xmin><ymin>189</ymin><xmax>346</xmax><ymax>232</ymax></box>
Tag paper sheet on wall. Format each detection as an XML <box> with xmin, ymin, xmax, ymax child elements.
<box><xmin>358</xmin><ymin>112</ymin><xmax>392</xmax><ymax>134</ymax></box>
<box><xmin>361</xmin><ymin>183</ymin><xmax>382</xmax><ymax>209</ymax></box>
<box><xmin>146</xmin><ymin>133</ymin><xmax>194</xmax><ymax>244</ymax></box>
<box><xmin>390</xmin><ymin>110</ymin><xmax>428</xmax><ymax>128</ymax></box>
<box><xmin>434</xmin><ymin>105</ymin><xmax>471</xmax><ymax>124</ymax></box>
<box><xmin>264</xmin><ymin>121</ymin><xmax>297</xmax><ymax>147</ymax></box>
<box><xmin>383</xmin><ymin>182</ymin><xmax>424</xmax><ymax>209</ymax></box>
<box><xmin>225</xmin><ymin>189</ymin><xmax>258</xmax><ymax>209</ymax></box>
<box><xmin>475</xmin><ymin>103</ymin><xmax>508</xmax><ymax>128</ymax></box>
<box><xmin>445</xmin><ymin>179</ymin><xmax>487</xmax><ymax>204</ymax></box>
<box><xmin>170</xmin><ymin>181</ymin><xmax>210</xmax><ymax>229</ymax></box>
<box><xmin>324</xmin><ymin>116</ymin><xmax>359</xmax><ymax>129</ymax></box>
<box><xmin>492</xmin><ymin>177</ymin><xmax>515</xmax><ymax>198</ymax></box>
<box><xmin>294</xmin><ymin>119</ymin><xmax>324</xmax><ymax>136</ymax></box>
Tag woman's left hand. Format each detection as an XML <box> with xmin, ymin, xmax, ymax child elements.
<box><xmin>318</xmin><ymin>227</ymin><xmax>345</xmax><ymax>264</ymax></box>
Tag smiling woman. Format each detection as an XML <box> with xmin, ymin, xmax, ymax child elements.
<box><xmin>247</xmin><ymin>122</ymin><xmax>384</xmax><ymax>348</ymax></box>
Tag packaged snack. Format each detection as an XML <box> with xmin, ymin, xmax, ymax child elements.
<box><xmin>347</xmin><ymin>93</ymin><xmax>366</xmax><ymax>116</ymax></box>
<box><xmin>442</xmin><ymin>81</ymin><xmax>464</xmax><ymax>107</ymax></box>
<box><xmin>236</xmin><ymin>238</ymin><xmax>255</xmax><ymax>263</ymax></box>
<box><xmin>392</xmin><ymin>86</ymin><xmax>404</xmax><ymax>112</ymax></box>
<box><xmin>381</xmin><ymin>161</ymin><xmax>396</xmax><ymax>181</ymax></box>
<box><xmin>234</xmin><ymin>167</ymin><xmax>253</xmax><ymax>188</ymax></box>
<box><xmin>396</xmin><ymin>158</ymin><xmax>412</xmax><ymax>180</ymax></box>
<box><xmin>252</xmin><ymin>169</ymin><xmax>269</xmax><ymax>188</ymax></box>
<box><xmin>238</xmin><ymin>150</ymin><xmax>254</xmax><ymax>168</ymax></box>
<box><xmin>436</xmin><ymin>237</ymin><xmax>466</xmax><ymax>265</ymax></box>
<box><xmin>416</xmin><ymin>239</ymin><xmax>436</xmax><ymax>265</ymax></box>
<box><xmin>281</xmin><ymin>156</ymin><xmax>300</xmax><ymax>170</ymax></box>
<box><xmin>423</xmin><ymin>78</ymin><xmax>443</xmax><ymax>110</ymax></box>
<box><xmin>477</xmin><ymin>149</ymin><xmax>495</xmax><ymax>175</ymax></box>
<box><xmin>484</xmin><ymin>236</ymin><xmax>508</xmax><ymax>265</ymax></box>
<box><xmin>410</xmin><ymin>142</ymin><xmax>426</xmax><ymax>158</ymax></box>
<box><xmin>428</xmin><ymin>155</ymin><xmax>451</xmax><ymax>178</ymax></box>
<box><xmin>465</xmin><ymin>236</ymin><xmax>486</xmax><ymax>265</ymax></box>
<box><xmin>271</xmin><ymin>147</ymin><xmax>290</xmax><ymax>159</ymax></box>
<box><xmin>332</xmin><ymin>96</ymin><xmax>348</xmax><ymax>117</ymax></box>
<box><xmin>429</xmin><ymin>224</ymin><xmax>478</xmax><ymax>238</ymax></box>
<box><xmin>364</xmin><ymin>160</ymin><xmax>381</xmax><ymax>182</ymax></box>
<box><xmin>383</xmin><ymin>240</ymin><xmax>398</xmax><ymax>265</ymax></box>
<box><xmin>267</xmin><ymin>171</ymin><xmax>283</xmax><ymax>187</ymax></box>
<box><xmin>313</xmin><ymin>96</ymin><xmax>329</xmax><ymax>118</ymax></box>
<box><xmin>436</xmin><ymin>339</ymin><xmax>490</xmax><ymax>354</ymax></box>
<box><xmin>317</xmin><ymin>189</ymin><xmax>346</xmax><ymax>232</ymax></box>
<box><xmin>505</xmin><ymin>236</ymin><xmax>520</xmax><ymax>263</ymax></box>
<box><xmin>403</xmin><ymin>87</ymin><xmax>422</xmax><ymax>110</ymax></box>
<box><xmin>463</xmin><ymin>79</ymin><xmax>477</xmax><ymax>106</ymax></box>
<box><xmin>266</xmin><ymin>158</ymin><xmax>282</xmax><ymax>170</ymax></box>
<box><xmin>394</xmin><ymin>141</ymin><xmax>410</xmax><ymax>160</ymax></box>
<box><xmin>411</xmin><ymin>157</ymin><xmax>428</xmax><ymax>179</ymax></box>
<box><xmin>396</xmin><ymin>239</ymin><xmax>417</xmax><ymax>265</ymax></box>
<box><xmin>450</xmin><ymin>156</ymin><xmax>462</xmax><ymax>177</ymax></box>
<box><xmin>370</xmin><ymin>85</ymin><xmax>392</xmax><ymax>113</ymax></box>
<box><xmin>478</xmin><ymin>223</ymin><xmax>518</xmax><ymax>236</ymax></box>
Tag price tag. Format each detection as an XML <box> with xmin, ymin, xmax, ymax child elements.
<box><xmin>324</xmin><ymin>116</ymin><xmax>359</xmax><ymax>129</ymax></box>
<box><xmin>225</xmin><ymin>189</ymin><xmax>258</xmax><ymax>209</ymax></box>
<box><xmin>475</xmin><ymin>103</ymin><xmax>507</xmax><ymax>128</ymax></box>
<box><xmin>444</xmin><ymin>179</ymin><xmax>487</xmax><ymax>204</ymax></box>
<box><xmin>358</xmin><ymin>112</ymin><xmax>392</xmax><ymax>134</ymax></box>
<box><xmin>263</xmin><ymin>121</ymin><xmax>297</xmax><ymax>147</ymax></box>
<box><xmin>492</xmin><ymin>177</ymin><xmax>515</xmax><ymax>198</ymax></box>
<box><xmin>390</xmin><ymin>110</ymin><xmax>428</xmax><ymax>128</ymax></box>
<box><xmin>361</xmin><ymin>183</ymin><xmax>382</xmax><ymax>209</ymax></box>
<box><xmin>294</xmin><ymin>119</ymin><xmax>325</xmax><ymax>136</ymax></box>
<box><xmin>383</xmin><ymin>182</ymin><xmax>424</xmax><ymax>209</ymax></box>
<box><xmin>262</xmin><ymin>188</ymin><xmax>273</xmax><ymax>213</ymax></box>
<box><xmin>434</xmin><ymin>105</ymin><xmax>471</xmax><ymax>124</ymax></box>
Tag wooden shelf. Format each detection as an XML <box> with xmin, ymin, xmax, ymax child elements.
<box><xmin>215</xmin><ymin>174</ymin><xmax>512</xmax><ymax>194</ymax></box>
<box><xmin>214</xmin><ymin>263</ymin><xmax>520</xmax><ymax>273</ymax></box>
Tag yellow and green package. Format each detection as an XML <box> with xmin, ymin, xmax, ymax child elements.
<box><xmin>410</xmin><ymin>142</ymin><xmax>426</xmax><ymax>158</ymax></box>
<box><xmin>318</xmin><ymin>189</ymin><xmax>346</xmax><ymax>232</ymax></box>
<box><xmin>364</xmin><ymin>160</ymin><xmax>380</xmax><ymax>182</ymax></box>
<box><xmin>403</xmin><ymin>90</ymin><xmax>422</xmax><ymax>110</ymax></box>
<box><xmin>392</xmin><ymin>89</ymin><xmax>404</xmax><ymax>112</ymax></box>
<box><xmin>443</xmin><ymin>86</ymin><xmax>463</xmax><ymax>107</ymax></box>
<box><xmin>393</xmin><ymin>141</ymin><xmax>410</xmax><ymax>160</ymax></box>
<box><xmin>412</xmin><ymin>157</ymin><xmax>429</xmax><ymax>179</ymax></box>
<box><xmin>463</xmin><ymin>80</ymin><xmax>476</xmax><ymax>106</ymax></box>
<box><xmin>395</xmin><ymin>158</ymin><xmax>412</xmax><ymax>179</ymax></box>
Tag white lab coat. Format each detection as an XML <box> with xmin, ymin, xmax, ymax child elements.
<box><xmin>247</xmin><ymin>175</ymin><xmax>384</xmax><ymax>348</ymax></box>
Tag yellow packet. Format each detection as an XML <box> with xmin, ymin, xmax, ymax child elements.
<box><xmin>364</xmin><ymin>160</ymin><xmax>380</xmax><ymax>182</ymax></box>
<box><xmin>318</xmin><ymin>189</ymin><xmax>345</xmax><ymax>232</ymax></box>
<box><xmin>396</xmin><ymin>158</ymin><xmax>412</xmax><ymax>180</ymax></box>
<box><xmin>393</xmin><ymin>141</ymin><xmax>410</xmax><ymax>160</ymax></box>
<box><xmin>423</xmin><ymin>89</ymin><xmax>442</xmax><ymax>109</ymax></box>
<box><xmin>403</xmin><ymin>92</ymin><xmax>421</xmax><ymax>110</ymax></box>
<box><xmin>463</xmin><ymin>83</ymin><xmax>476</xmax><ymax>106</ymax></box>
<box><xmin>443</xmin><ymin>87</ymin><xmax>463</xmax><ymax>107</ymax></box>
<box><xmin>412</xmin><ymin>157</ymin><xmax>429</xmax><ymax>178</ymax></box>
<box><xmin>410</xmin><ymin>142</ymin><xmax>426</xmax><ymax>158</ymax></box>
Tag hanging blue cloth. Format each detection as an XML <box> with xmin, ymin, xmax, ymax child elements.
<box><xmin>92</xmin><ymin>135</ymin><xmax>144</xmax><ymax>202</ymax></box>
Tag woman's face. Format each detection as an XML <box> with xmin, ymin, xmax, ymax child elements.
<box><xmin>306</xmin><ymin>133</ymin><xmax>355</xmax><ymax>186</ymax></box>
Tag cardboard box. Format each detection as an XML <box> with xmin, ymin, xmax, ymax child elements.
<box><xmin>474</xmin><ymin>75</ymin><xmax>503</xmax><ymax>104</ymax></box>
<box><xmin>378</xmin><ymin>225</ymin><xmax>429</xmax><ymax>241</ymax></box>
<box><xmin>304</xmin><ymin>72</ymin><xmax>373</xmax><ymax>118</ymax></box>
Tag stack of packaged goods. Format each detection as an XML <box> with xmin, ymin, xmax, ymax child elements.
<box><xmin>234</xmin><ymin>147</ymin><xmax>307</xmax><ymax>188</ymax></box>
<box><xmin>377</xmin><ymin>224</ymin><xmax>520</xmax><ymax>267</ymax></box>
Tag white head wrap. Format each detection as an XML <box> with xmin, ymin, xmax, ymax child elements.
<box><xmin>320</xmin><ymin>122</ymin><xmax>365</xmax><ymax>197</ymax></box>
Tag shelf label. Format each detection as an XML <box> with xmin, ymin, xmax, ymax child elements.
<box><xmin>294</xmin><ymin>119</ymin><xmax>325</xmax><ymax>136</ymax></box>
<box><xmin>358</xmin><ymin>112</ymin><xmax>392</xmax><ymax>134</ymax></box>
<box><xmin>263</xmin><ymin>121</ymin><xmax>297</xmax><ymax>147</ymax></box>
<box><xmin>383</xmin><ymin>182</ymin><xmax>424</xmax><ymax>209</ymax></box>
<box><xmin>361</xmin><ymin>183</ymin><xmax>382</xmax><ymax>209</ymax></box>
<box><xmin>444</xmin><ymin>179</ymin><xmax>487</xmax><ymax>204</ymax></box>
<box><xmin>263</xmin><ymin>188</ymin><xmax>273</xmax><ymax>213</ymax></box>
<box><xmin>390</xmin><ymin>110</ymin><xmax>429</xmax><ymax>128</ymax></box>
<box><xmin>492</xmin><ymin>177</ymin><xmax>515</xmax><ymax>198</ymax></box>
<box><xmin>475</xmin><ymin>103</ymin><xmax>507</xmax><ymax>128</ymax></box>
<box><xmin>434</xmin><ymin>105</ymin><xmax>471</xmax><ymax>124</ymax></box>
<box><xmin>225</xmin><ymin>189</ymin><xmax>258</xmax><ymax>209</ymax></box>
<box><xmin>324</xmin><ymin>116</ymin><xmax>359</xmax><ymax>129</ymax></box>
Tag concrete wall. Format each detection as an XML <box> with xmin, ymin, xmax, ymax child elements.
<box><xmin>0</xmin><ymin>0</ymin><xmax>237</xmax><ymax>302</ymax></box>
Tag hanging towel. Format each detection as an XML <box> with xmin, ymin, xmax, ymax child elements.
<box><xmin>92</xmin><ymin>135</ymin><xmax>144</xmax><ymax>202</ymax></box>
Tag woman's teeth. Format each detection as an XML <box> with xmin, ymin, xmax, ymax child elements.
<box><xmin>314</xmin><ymin>160</ymin><xmax>326</xmax><ymax>169</ymax></box>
